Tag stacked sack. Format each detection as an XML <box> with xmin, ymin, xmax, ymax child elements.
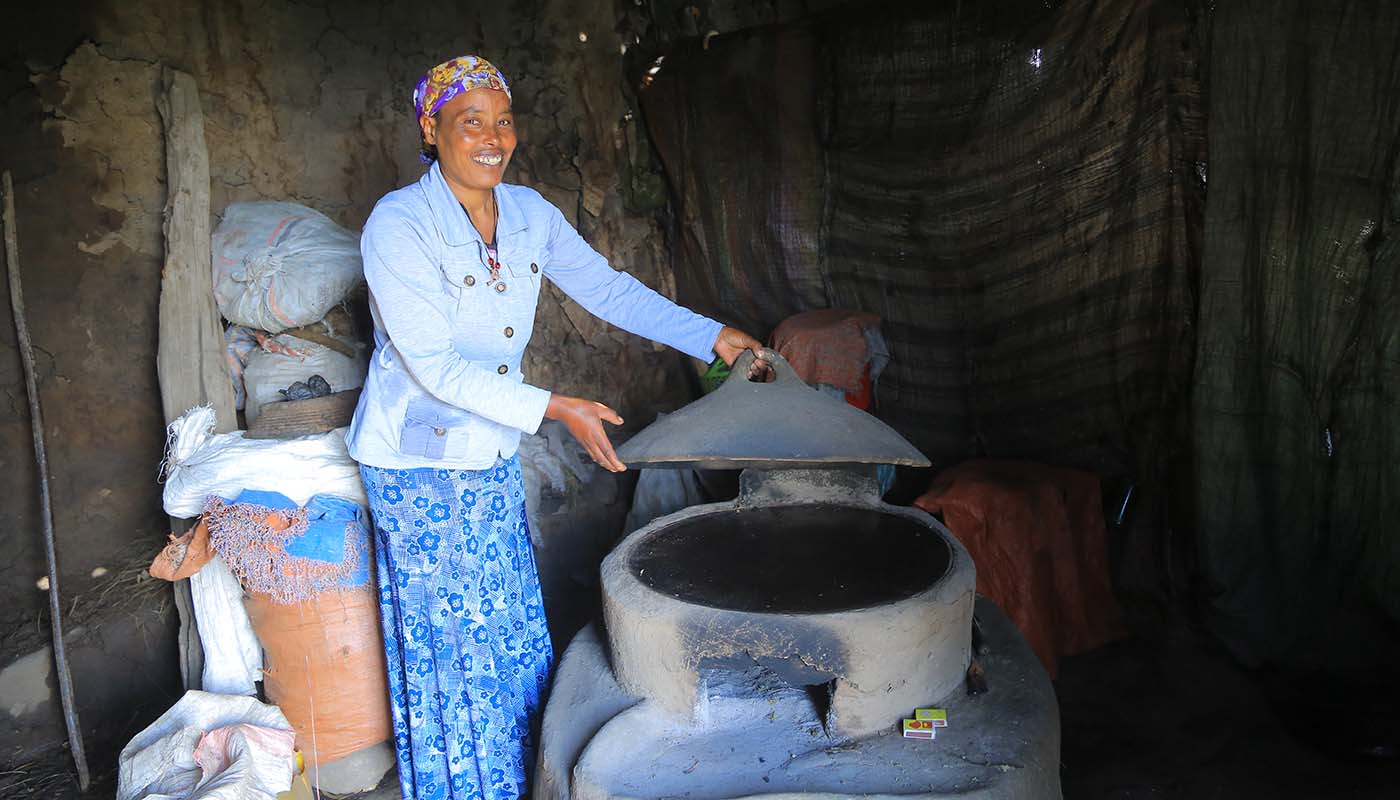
<box><xmin>154</xmin><ymin>407</ymin><xmax>393</xmax><ymax>794</ymax></box>
<box><xmin>146</xmin><ymin>201</ymin><xmax>392</xmax><ymax>794</ymax></box>
<box><xmin>213</xmin><ymin>202</ymin><xmax>362</xmax><ymax>335</ymax></box>
<box><xmin>213</xmin><ymin>202</ymin><xmax>368</xmax><ymax>428</ymax></box>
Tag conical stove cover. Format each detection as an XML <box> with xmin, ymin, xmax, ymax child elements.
<box><xmin>617</xmin><ymin>349</ymin><xmax>931</xmax><ymax>470</ymax></box>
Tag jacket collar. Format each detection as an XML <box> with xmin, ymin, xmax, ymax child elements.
<box><xmin>421</xmin><ymin>160</ymin><xmax>529</xmax><ymax>246</ymax></box>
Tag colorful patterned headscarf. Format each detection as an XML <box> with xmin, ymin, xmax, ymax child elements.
<box><xmin>413</xmin><ymin>55</ymin><xmax>512</xmax><ymax>124</ymax></box>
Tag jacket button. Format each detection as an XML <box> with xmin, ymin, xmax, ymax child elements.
<box><xmin>463</xmin><ymin>275</ymin><xmax>476</xmax><ymax>286</ymax></box>
<box><xmin>433</xmin><ymin>427</ymin><xmax>446</xmax><ymax>436</ymax></box>
<box><xmin>530</xmin><ymin>263</ymin><xmax>539</xmax><ymax>273</ymax></box>
<box><xmin>504</xmin><ymin>326</ymin><xmax>514</xmax><ymax>338</ymax></box>
<box><xmin>497</xmin><ymin>365</ymin><xmax>508</xmax><ymax>374</ymax></box>
<box><xmin>494</xmin><ymin>281</ymin><xmax>507</xmax><ymax>293</ymax></box>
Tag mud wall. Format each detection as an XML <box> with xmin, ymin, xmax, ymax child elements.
<box><xmin>0</xmin><ymin>0</ymin><xmax>691</xmax><ymax>764</ymax></box>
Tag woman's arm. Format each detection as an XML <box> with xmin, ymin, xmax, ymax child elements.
<box><xmin>363</xmin><ymin>209</ymin><xmax>553</xmax><ymax>433</ymax></box>
<box><xmin>541</xmin><ymin>205</ymin><xmax>723</xmax><ymax>362</ymax></box>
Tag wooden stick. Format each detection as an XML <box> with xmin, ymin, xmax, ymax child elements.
<box><xmin>279</xmin><ymin>320</ymin><xmax>359</xmax><ymax>358</ymax></box>
<box><xmin>3</xmin><ymin>171</ymin><xmax>91</xmax><ymax>790</ymax></box>
<box><xmin>156</xmin><ymin>66</ymin><xmax>235</xmax><ymax>691</ymax></box>
<box><xmin>155</xmin><ymin>66</ymin><xmax>236</xmax><ymax>432</ymax></box>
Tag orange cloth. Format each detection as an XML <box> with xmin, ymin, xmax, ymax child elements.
<box><xmin>915</xmin><ymin>460</ymin><xmax>1126</xmax><ymax>677</ymax></box>
<box><xmin>148</xmin><ymin>518</ymin><xmax>216</xmax><ymax>581</ymax></box>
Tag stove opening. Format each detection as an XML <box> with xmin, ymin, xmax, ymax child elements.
<box><xmin>630</xmin><ymin>504</ymin><xmax>950</xmax><ymax>613</ymax></box>
<box><xmin>804</xmin><ymin>678</ymin><xmax>837</xmax><ymax>734</ymax></box>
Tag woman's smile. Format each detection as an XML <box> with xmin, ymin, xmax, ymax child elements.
<box><xmin>472</xmin><ymin>150</ymin><xmax>505</xmax><ymax>167</ymax></box>
<box><xmin>422</xmin><ymin>86</ymin><xmax>517</xmax><ymax>196</ymax></box>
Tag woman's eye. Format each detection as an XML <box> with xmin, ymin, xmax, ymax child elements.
<box><xmin>499</xmin><ymin>119</ymin><xmax>513</xmax><ymax>127</ymax></box>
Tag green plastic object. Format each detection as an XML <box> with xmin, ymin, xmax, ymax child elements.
<box><xmin>700</xmin><ymin>357</ymin><xmax>730</xmax><ymax>395</ymax></box>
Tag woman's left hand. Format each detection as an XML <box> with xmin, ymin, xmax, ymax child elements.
<box><xmin>713</xmin><ymin>326</ymin><xmax>771</xmax><ymax>380</ymax></box>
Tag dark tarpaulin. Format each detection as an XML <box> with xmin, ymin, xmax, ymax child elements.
<box><xmin>642</xmin><ymin>0</ymin><xmax>1203</xmax><ymax>596</ymax></box>
<box><xmin>643</xmin><ymin>24</ymin><xmax>829</xmax><ymax>333</ymax></box>
<box><xmin>818</xmin><ymin>0</ymin><xmax>1201</xmax><ymax>469</ymax></box>
<box><xmin>1193</xmin><ymin>0</ymin><xmax>1400</xmax><ymax>664</ymax></box>
<box><xmin>643</xmin><ymin>0</ymin><xmax>1400</xmax><ymax>664</ymax></box>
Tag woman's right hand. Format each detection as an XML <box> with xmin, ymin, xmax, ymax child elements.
<box><xmin>545</xmin><ymin>394</ymin><xmax>627</xmax><ymax>472</ymax></box>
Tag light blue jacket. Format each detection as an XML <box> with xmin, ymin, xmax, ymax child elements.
<box><xmin>346</xmin><ymin>161</ymin><xmax>723</xmax><ymax>469</ymax></box>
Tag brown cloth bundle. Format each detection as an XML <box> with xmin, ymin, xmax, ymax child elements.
<box><xmin>770</xmin><ymin>309</ymin><xmax>884</xmax><ymax>403</ymax></box>
<box><xmin>915</xmin><ymin>459</ymin><xmax>1126</xmax><ymax>678</ymax></box>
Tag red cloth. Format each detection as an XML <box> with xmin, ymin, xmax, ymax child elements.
<box><xmin>771</xmin><ymin>309</ymin><xmax>882</xmax><ymax>407</ymax></box>
<box><xmin>914</xmin><ymin>459</ymin><xmax>1126</xmax><ymax>677</ymax></box>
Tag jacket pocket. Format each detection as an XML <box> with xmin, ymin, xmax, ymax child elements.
<box><xmin>398</xmin><ymin>397</ymin><xmax>465</xmax><ymax>459</ymax></box>
<box><xmin>440</xmin><ymin>243</ymin><xmax>491</xmax><ymax>299</ymax></box>
<box><xmin>504</xmin><ymin>243</ymin><xmax>543</xmax><ymax>279</ymax></box>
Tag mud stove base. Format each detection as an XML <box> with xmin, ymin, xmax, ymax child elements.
<box><xmin>537</xmin><ymin>598</ymin><xmax>1060</xmax><ymax>800</ymax></box>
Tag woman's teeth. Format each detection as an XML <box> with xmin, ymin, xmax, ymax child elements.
<box><xmin>473</xmin><ymin>152</ymin><xmax>504</xmax><ymax>166</ymax></box>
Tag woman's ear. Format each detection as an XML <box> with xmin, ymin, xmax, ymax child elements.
<box><xmin>419</xmin><ymin>114</ymin><xmax>437</xmax><ymax>147</ymax></box>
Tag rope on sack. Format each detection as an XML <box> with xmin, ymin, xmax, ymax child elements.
<box><xmin>158</xmin><ymin>404</ymin><xmax>217</xmax><ymax>482</ymax></box>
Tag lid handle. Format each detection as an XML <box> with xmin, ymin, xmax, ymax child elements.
<box><xmin>725</xmin><ymin>348</ymin><xmax>807</xmax><ymax>391</ymax></box>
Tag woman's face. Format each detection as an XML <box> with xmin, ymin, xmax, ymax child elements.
<box><xmin>421</xmin><ymin>87</ymin><xmax>516</xmax><ymax>193</ymax></box>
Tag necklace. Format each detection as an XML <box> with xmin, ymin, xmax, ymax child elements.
<box><xmin>462</xmin><ymin>192</ymin><xmax>503</xmax><ymax>284</ymax></box>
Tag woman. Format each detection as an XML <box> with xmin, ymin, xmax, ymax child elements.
<box><xmin>345</xmin><ymin>55</ymin><xmax>763</xmax><ymax>800</ymax></box>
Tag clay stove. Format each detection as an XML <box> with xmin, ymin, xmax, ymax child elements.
<box><xmin>536</xmin><ymin>352</ymin><xmax>1061</xmax><ymax>799</ymax></box>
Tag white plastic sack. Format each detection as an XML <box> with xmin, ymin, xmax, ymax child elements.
<box><xmin>191</xmin><ymin>556</ymin><xmax>262</xmax><ymax>697</ymax></box>
<box><xmin>212</xmin><ymin>202</ymin><xmax>362</xmax><ymax>333</ymax></box>
<box><xmin>117</xmin><ymin>690</ymin><xmax>296</xmax><ymax>800</ymax></box>
<box><xmin>243</xmin><ymin>334</ymin><xmax>367</xmax><ymax>424</ymax></box>
<box><xmin>161</xmin><ymin>406</ymin><xmax>367</xmax><ymax>518</ymax></box>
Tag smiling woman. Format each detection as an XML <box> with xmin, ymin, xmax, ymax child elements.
<box><xmin>344</xmin><ymin>55</ymin><xmax>764</xmax><ymax>800</ymax></box>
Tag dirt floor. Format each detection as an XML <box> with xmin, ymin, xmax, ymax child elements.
<box><xmin>1057</xmin><ymin>623</ymin><xmax>1400</xmax><ymax>799</ymax></box>
<box><xmin>13</xmin><ymin>620</ymin><xmax>1400</xmax><ymax>799</ymax></box>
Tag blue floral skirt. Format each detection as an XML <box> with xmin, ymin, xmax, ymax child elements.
<box><xmin>360</xmin><ymin>457</ymin><xmax>553</xmax><ymax>800</ymax></box>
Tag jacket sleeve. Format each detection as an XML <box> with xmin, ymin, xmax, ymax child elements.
<box><xmin>362</xmin><ymin>207</ymin><xmax>553</xmax><ymax>434</ymax></box>
<box><xmin>541</xmin><ymin>205</ymin><xmax>723</xmax><ymax>362</ymax></box>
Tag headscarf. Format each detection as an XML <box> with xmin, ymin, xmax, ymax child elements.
<box><xmin>413</xmin><ymin>55</ymin><xmax>511</xmax><ymax>124</ymax></box>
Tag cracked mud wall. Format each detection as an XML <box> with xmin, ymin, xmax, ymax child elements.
<box><xmin>0</xmin><ymin>0</ymin><xmax>691</xmax><ymax>760</ymax></box>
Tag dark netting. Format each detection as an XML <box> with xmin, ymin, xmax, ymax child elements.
<box><xmin>817</xmin><ymin>0</ymin><xmax>1201</xmax><ymax>467</ymax></box>
<box><xmin>640</xmin><ymin>0</ymin><xmax>1203</xmax><ymax>596</ymax></box>
<box><xmin>1192</xmin><ymin>0</ymin><xmax>1400</xmax><ymax>664</ymax></box>
<box><xmin>642</xmin><ymin>24</ymin><xmax>829</xmax><ymax>334</ymax></box>
<box><xmin>642</xmin><ymin>0</ymin><xmax>1400</xmax><ymax>665</ymax></box>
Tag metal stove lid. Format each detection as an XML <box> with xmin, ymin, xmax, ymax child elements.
<box><xmin>617</xmin><ymin>349</ymin><xmax>931</xmax><ymax>470</ymax></box>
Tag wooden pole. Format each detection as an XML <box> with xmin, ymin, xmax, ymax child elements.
<box><xmin>155</xmin><ymin>66</ymin><xmax>236</xmax><ymax>431</ymax></box>
<box><xmin>155</xmin><ymin>66</ymin><xmax>238</xmax><ymax>691</ymax></box>
<box><xmin>3</xmin><ymin>171</ymin><xmax>91</xmax><ymax>790</ymax></box>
